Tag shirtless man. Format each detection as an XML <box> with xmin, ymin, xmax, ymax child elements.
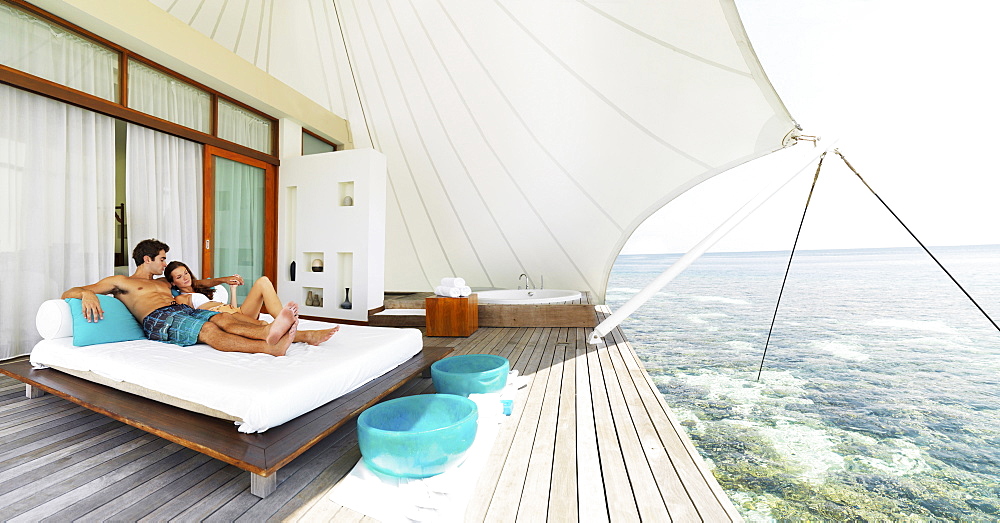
<box><xmin>62</xmin><ymin>239</ymin><xmax>328</xmax><ymax>356</ymax></box>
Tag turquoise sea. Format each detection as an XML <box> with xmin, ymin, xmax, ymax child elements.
<box><xmin>607</xmin><ymin>245</ymin><xmax>1000</xmax><ymax>521</ymax></box>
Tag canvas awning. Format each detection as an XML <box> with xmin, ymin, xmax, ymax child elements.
<box><xmin>148</xmin><ymin>0</ymin><xmax>800</xmax><ymax>301</ymax></box>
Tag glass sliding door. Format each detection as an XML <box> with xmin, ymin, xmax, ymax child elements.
<box><xmin>214</xmin><ymin>156</ymin><xmax>263</xmax><ymax>303</ymax></box>
<box><xmin>202</xmin><ymin>146</ymin><xmax>276</xmax><ymax>304</ymax></box>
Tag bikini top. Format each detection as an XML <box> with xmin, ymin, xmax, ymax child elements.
<box><xmin>171</xmin><ymin>287</ymin><xmax>214</xmax><ymax>308</ymax></box>
<box><xmin>186</xmin><ymin>292</ymin><xmax>212</xmax><ymax>309</ymax></box>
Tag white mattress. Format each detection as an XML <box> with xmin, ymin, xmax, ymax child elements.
<box><xmin>29</xmin><ymin>319</ymin><xmax>422</xmax><ymax>433</ymax></box>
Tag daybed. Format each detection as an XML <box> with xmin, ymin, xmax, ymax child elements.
<box><xmin>0</xmin><ymin>295</ymin><xmax>450</xmax><ymax>497</ymax></box>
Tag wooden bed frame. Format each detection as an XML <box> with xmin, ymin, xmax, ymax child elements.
<box><xmin>0</xmin><ymin>346</ymin><xmax>452</xmax><ymax>498</ymax></box>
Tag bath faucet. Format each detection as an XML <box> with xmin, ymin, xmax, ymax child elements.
<box><xmin>519</xmin><ymin>273</ymin><xmax>528</xmax><ymax>290</ymax></box>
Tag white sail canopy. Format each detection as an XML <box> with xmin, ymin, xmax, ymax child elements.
<box><xmin>149</xmin><ymin>0</ymin><xmax>798</xmax><ymax>301</ymax></box>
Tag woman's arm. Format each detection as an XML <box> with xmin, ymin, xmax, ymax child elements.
<box><xmin>194</xmin><ymin>274</ymin><xmax>244</xmax><ymax>289</ymax></box>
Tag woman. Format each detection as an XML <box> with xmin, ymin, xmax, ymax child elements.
<box><xmin>165</xmin><ymin>260</ymin><xmax>336</xmax><ymax>345</ymax></box>
<box><xmin>165</xmin><ymin>261</ymin><xmax>284</xmax><ymax>321</ymax></box>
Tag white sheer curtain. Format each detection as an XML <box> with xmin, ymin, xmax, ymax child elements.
<box><xmin>213</xmin><ymin>157</ymin><xmax>265</xmax><ymax>303</ymax></box>
<box><xmin>127</xmin><ymin>59</ymin><xmax>211</xmax><ymax>133</ymax></box>
<box><xmin>0</xmin><ymin>84</ymin><xmax>115</xmax><ymax>359</ymax></box>
<box><xmin>218</xmin><ymin>99</ymin><xmax>272</xmax><ymax>154</ymax></box>
<box><xmin>0</xmin><ymin>2</ymin><xmax>118</xmax><ymax>101</ymax></box>
<box><xmin>126</xmin><ymin>124</ymin><xmax>203</xmax><ymax>275</ymax></box>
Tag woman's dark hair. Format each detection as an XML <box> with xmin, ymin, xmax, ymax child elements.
<box><xmin>132</xmin><ymin>238</ymin><xmax>169</xmax><ymax>267</ymax></box>
<box><xmin>164</xmin><ymin>261</ymin><xmax>215</xmax><ymax>300</ymax></box>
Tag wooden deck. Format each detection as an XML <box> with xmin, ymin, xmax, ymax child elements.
<box><xmin>0</xmin><ymin>308</ymin><xmax>741</xmax><ymax>521</ymax></box>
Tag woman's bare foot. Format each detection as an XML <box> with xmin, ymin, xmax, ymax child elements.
<box><xmin>266</xmin><ymin>305</ymin><xmax>296</xmax><ymax>345</ymax></box>
<box><xmin>268</xmin><ymin>320</ymin><xmax>297</xmax><ymax>356</ymax></box>
<box><xmin>294</xmin><ymin>326</ymin><xmax>340</xmax><ymax>345</ymax></box>
<box><xmin>287</xmin><ymin>301</ymin><xmax>299</xmax><ymax>316</ymax></box>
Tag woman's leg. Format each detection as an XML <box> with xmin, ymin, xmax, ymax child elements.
<box><xmin>238</xmin><ymin>276</ymin><xmax>284</xmax><ymax>319</ymax></box>
<box><xmin>225</xmin><ymin>309</ymin><xmax>335</xmax><ymax>344</ymax></box>
<box><xmin>223</xmin><ymin>310</ymin><xmax>267</xmax><ymax>325</ymax></box>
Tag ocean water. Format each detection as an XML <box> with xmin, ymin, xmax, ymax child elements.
<box><xmin>607</xmin><ymin>245</ymin><xmax>1000</xmax><ymax>521</ymax></box>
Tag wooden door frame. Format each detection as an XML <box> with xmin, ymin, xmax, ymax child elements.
<box><xmin>202</xmin><ymin>145</ymin><xmax>278</xmax><ymax>284</ymax></box>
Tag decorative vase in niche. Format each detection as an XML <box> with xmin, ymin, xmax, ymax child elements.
<box><xmin>311</xmin><ymin>259</ymin><xmax>324</xmax><ymax>272</ymax></box>
<box><xmin>343</xmin><ymin>195</ymin><xmax>353</xmax><ymax>206</ymax></box>
<box><xmin>341</xmin><ymin>288</ymin><xmax>352</xmax><ymax>309</ymax></box>
<box><xmin>306</xmin><ymin>291</ymin><xmax>315</xmax><ymax>307</ymax></box>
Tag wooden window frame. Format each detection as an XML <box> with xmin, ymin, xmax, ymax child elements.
<box><xmin>1</xmin><ymin>0</ymin><xmax>279</xmax><ymax>165</ymax></box>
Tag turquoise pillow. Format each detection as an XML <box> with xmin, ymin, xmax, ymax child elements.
<box><xmin>66</xmin><ymin>295</ymin><xmax>146</xmax><ymax>346</ymax></box>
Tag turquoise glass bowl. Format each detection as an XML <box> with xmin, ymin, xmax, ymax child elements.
<box><xmin>431</xmin><ymin>354</ymin><xmax>510</xmax><ymax>397</ymax></box>
<box><xmin>357</xmin><ymin>394</ymin><xmax>478</xmax><ymax>478</ymax></box>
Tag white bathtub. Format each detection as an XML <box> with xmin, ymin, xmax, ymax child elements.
<box><xmin>476</xmin><ymin>289</ymin><xmax>582</xmax><ymax>305</ymax></box>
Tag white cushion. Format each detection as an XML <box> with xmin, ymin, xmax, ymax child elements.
<box><xmin>36</xmin><ymin>299</ymin><xmax>74</xmax><ymax>339</ymax></box>
<box><xmin>213</xmin><ymin>285</ymin><xmax>229</xmax><ymax>305</ymax></box>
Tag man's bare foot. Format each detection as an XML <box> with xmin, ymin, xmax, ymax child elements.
<box><xmin>287</xmin><ymin>301</ymin><xmax>299</xmax><ymax>317</ymax></box>
<box><xmin>294</xmin><ymin>326</ymin><xmax>340</xmax><ymax>345</ymax></box>
<box><xmin>268</xmin><ymin>319</ymin><xmax>297</xmax><ymax>356</ymax></box>
<box><xmin>266</xmin><ymin>306</ymin><xmax>296</xmax><ymax>345</ymax></box>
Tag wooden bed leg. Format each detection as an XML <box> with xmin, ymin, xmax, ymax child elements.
<box><xmin>250</xmin><ymin>472</ymin><xmax>277</xmax><ymax>498</ymax></box>
<box><xmin>25</xmin><ymin>384</ymin><xmax>45</xmax><ymax>399</ymax></box>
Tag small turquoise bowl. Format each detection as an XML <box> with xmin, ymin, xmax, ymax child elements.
<box><xmin>357</xmin><ymin>394</ymin><xmax>478</xmax><ymax>478</ymax></box>
<box><xmin>431</xmin><ymin>354</ymin><xmax>510</xmax><ymax>397</ymax></box>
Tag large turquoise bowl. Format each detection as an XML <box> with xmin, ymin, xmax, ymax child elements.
<box><xmin>357</xmin><ymin>394</ymin><xmax>478</xmax><ymax>478</ymax></box>
<box><xmin>431</xmin><ymin>354</ymin><xmax>510</xmax><ymax>397</ymax></box>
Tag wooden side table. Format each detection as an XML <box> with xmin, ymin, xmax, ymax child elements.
<box><xmin>425</xmin><ymin>294</ymin><xmax>479</xmax><ymax>337</ymax></box>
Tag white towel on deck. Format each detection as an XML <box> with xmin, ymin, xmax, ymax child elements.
<box><xmin>440</xmin><ymin>277</ymin><xmax>465</xmax><ymax>288</ymax></box>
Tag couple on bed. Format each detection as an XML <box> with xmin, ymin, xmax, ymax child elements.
<box><xmin>62</xmin><ymin>239</ymin><xmax>338</xmax><ymax>356</ymax></box>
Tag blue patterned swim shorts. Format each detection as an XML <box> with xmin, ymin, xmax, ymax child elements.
<box><xmin>142</xmin><ymin>304</ymin><xmax>220</xmax><ymax>346</ymax></box>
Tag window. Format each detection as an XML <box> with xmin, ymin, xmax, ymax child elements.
<box><xmin>303</xmin><ymin>130</ymin><xmax>337</xmax><ymax>155</ymax></box>
<box><xmin>127</xmin><ymin>58</ymin><xmax>211</xmax><ymax>133</ymax></box>
<box><xmin>0</xmin><ymin>0</ymin><xmax>278</xmax><ymax>161</ymax></box>
<box><xmin>0</xmin><ymin>2</ymin><xmax>118</xmax><ymax>101</ymax></box>
<box><xmin>218</xmin><ymin>99</ymin><xmax>273</xmax><ymax>155</ymax></box>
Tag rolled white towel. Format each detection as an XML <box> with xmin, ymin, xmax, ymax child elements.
<box><xmin>440</xmin><ymin>277</ymin><xmax>466</xmax><ymax>288</ymax></box>
<box><xmin>435</xmin><ymin>285</ymin><xmax>462</xmax><ymax>298</ymax></box>
<box><xmin>459</xmin><ymin>286</ymin><xmax>472</xmax><ymax>297</ymax></box>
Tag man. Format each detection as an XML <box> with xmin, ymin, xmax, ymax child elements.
<box><xmin>62</xmin><ymin>239</ymin><xmax>330</xmax><ymax>356</ymax></box>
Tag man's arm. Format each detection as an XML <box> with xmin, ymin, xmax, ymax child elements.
<box><xmin>62</xmin><ymin>276</ymin><xmax>122</xmax><ymax>323</ymax></box>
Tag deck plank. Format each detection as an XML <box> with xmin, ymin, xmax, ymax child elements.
<box><xmin>605</xmin><ymin>320</ymin><xmax>740</xmax><ymax>521</ymax></box>
<box><xmin>483</xmin><ymin>327</ymin><xmax>558</xmax><ymax>521</ymax></box>
<box><xmin>0</xmin><ymin>424</ymin><xmax>136</xmax><ymax>485</ymax></box>
<box><xmin>280</xmin><ymin>444</ymin><xmax>363</xmax><ymax>521</ymax></box>
<box><xmin>71</xmin><ymin>451</ymin><xmax>217</xmax><ymax>521</ymax></box>
<box><xmin>466</xmin><ymin>328</ymin><xmax>547</xmax><ymax>521</ymax></box>
<box><xmin>597</xmin><ymin>331</ymin><xmax>672</xmax><ymax>521</ymax></box>
<box><xmin>548</xmin><ymin>329</ymin><xmax>580</xmax><ymax>521</ymax></box>
<box><xmin>588</xmin><ymin>336</ymin><xmax>640</xmax><ymax>521</ymax></box>
<box><xmin>2</xmin><ymin>439</ymin><xmax>180</xmax><ymax>521</ymax></box>
<box><xmin>517</xmin><ymin>332</ymin><xmax>568</xmax><ymax>519</ymax></box>
<box><xmin>575</xmin><ymin>327</ymin><xmax>609</xmax><ymax>521</ymax></box>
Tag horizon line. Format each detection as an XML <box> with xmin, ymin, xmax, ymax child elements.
<box><xmin>619</xmin><ymin>243</ymin><xmax>1000</xmax><ymax>257</ymax></box>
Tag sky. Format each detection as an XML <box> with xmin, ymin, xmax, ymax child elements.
<box><xmin>621</xmin><ymin>0</ymin><xmax>1000</xmax><ymax>255</ymax></box>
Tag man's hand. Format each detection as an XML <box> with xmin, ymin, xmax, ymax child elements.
<box><xmin>80</xmin><ymin>290</ymin><xmax>104</xmax><ymax>323</ymax></box>
<box><xmin>61</xmin><ymin>276</ymin><xmax>119</xmax><ymax>322</ymax></box>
